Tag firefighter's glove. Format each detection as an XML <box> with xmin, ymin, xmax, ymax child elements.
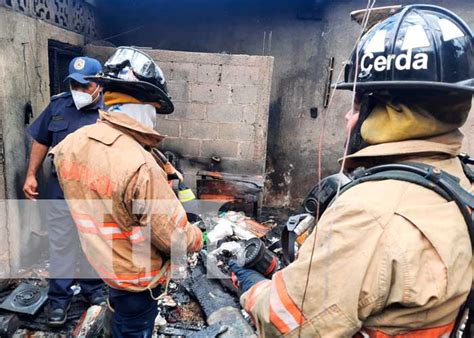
<box><xmin>163</xmin><ymin>163</ymin><xmax>184</xmax><ymax>182</ymax></box>
<box><xmin>228</xmin><ymin>260</ymin><xmax>267</xmax><ymax>293</ymax></box>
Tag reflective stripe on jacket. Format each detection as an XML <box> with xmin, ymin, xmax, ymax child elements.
<box><xmin>72</xmin><ymin>212</ymin><xmax>146</xmax><ymax>243</ymax></box>
<box><xmin>241</xmin><ymin>130</ymin><xmax>473</xmax><ymax>337</ymax></box>
<box><xmin>50</xmin><ymin>111</ymin><xmax>203</xmax><ymax>291</ymax></box>
<box><xmin>356</xmin><ymin>321</ymin><xmax>454</xmax><ymax>337</ymax></box>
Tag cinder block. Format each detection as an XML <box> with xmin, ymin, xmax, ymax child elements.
<box><xmin>167</xmin><ymin>81</ymin><xmax>190</xmax><ymax>102</ymax></box>
<box><xmin>201</xmin><ymin>140</ymin><xmax>239</xmax><ymax>158</ymax></box>
<box><xmin>231</xmin><ymin>85</ymin><xmax>258</xmax><ymax>104</ymax></box>
<box><xmin>238</xmin><ymin>142</ymin><xmax>255</xmax><ymax>159</ymax></box>
<box><xmin>181</xmin><ymin>120</ymin><xmax>218</xmax><ymax>140</ymax></box>
<box><xmin>159</xmin><ymin>137</ymin><xmax>201</xmax><ymax>157</ymax></box>
<box><xmin>160</xmin><ymin>62</ymin><xmax>198</xmax><ymax>82</ymax></box>
<box><xmin>216</xmin><ymin>159</ymin><xmax>264</xmax><ymax>175</ymax></box>
<box><xmin>156</xmin><ymin>118</ymin><xmax>180</xmax><ymax>137</ymax></box>
<box><xmin>157</xmin><ymin>62</ymin><xmax>174</xmax><ymax>79</ymax></box>
<box><xmin>222</xmin><ymin>65</ymin><xmax>260</xmax><ymax>85</ymax></box>
<box><xmin>190</xmin><ymin>84</ymin><xmax>230</xmax><ymax>104</ymax></box>
<box><xmin>197</xmin><ymin>64</ymin><xmax>222</xmax><ymax>83</ymax></box>
<box><xmin>146</xmin><ymin>48</ymin><xmax>274</xmax><ymax>69</ymax></box>
<box><xmin>242</xmin><ymin>105</ymin><xmax>258</xmax><ymax>124</ymax></box>
<box><xmin>168</xmin><ymin>102</ymin><xmax>206</xmax><ymax>120</ymax></box>
<box><xmin>218</xmin><ymin>123</ymin><xmax>254</xmax><ymax>141</ymax></box>
<box><xmin>207</xmin><ymin>104</ymin><xmax>242</xmax><ymax>123</ymax></box>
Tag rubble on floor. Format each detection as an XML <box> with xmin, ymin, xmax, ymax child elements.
<box><xmin>71</xmin><ymin>305</ymin><xmax>106</xmax><ymax>337</ymax></box>
<box><xmin>0</xmin><ymin>282</ymin><xmax>48</xmax><ymax>315</ymax></box>
<box><xmin>0</xmin><ymin>280</ymin><xmax>91</xmax><ymax>337</ymax></box>
<box><xmin>1</xmin><ymin>207</ymin><xmax>295</xmax><ymax>337</ymax></box>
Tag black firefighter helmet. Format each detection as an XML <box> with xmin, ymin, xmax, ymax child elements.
<box><xmin>336</xmin><ymin>5</ymin><xmax>474</xmax><ymax>94</ymax></box>
<box><xmin>86</xmin><ymin>46</ymin><xmax>174</xmax><ymax>114</ymax></box>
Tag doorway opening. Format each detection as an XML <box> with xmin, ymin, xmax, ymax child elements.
<box><xmin>48</xmin><ymin>40</ymin><xmax>81</xmax><ymax>95</ymax></box>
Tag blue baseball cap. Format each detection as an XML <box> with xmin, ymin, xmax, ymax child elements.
<box><xmin>64</xmin><ymin>56</ymin><xmax>102</xmax><ymax>84</ymax></box>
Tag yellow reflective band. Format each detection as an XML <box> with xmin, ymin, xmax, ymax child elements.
<box><xmin>178</xmin><ymin>189</ymin><xmax>196</xmax><ymax>202</ymax></box>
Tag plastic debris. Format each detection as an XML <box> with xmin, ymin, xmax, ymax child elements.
<box><xmin>207</xmin><ymin>219</ymin><xmax>233</xmax><ymax>243</ymax></box>
<box><xmin>160</xmin><ymin>295</ymin><xmax>177</xmax><ymax>308</ymax></box>
<box><xmin>70</xmin><ymin>284</ymin><xmax>81</xmax><ymax>296</ymax></box>
<box><xmin>71</xmin><ymin>305</ymin><xmax>106</xmax><ymax>338</ymax></box>
<box><xmin>210</xmin><ymin>241</ymin><xmax>244</xmax><ymax>257</ymax></box>
<box><xmin>220</xmin><ymin>211</ymin><xmax>273</xmax><ymax>239</ymax></box>
<box><xmin>154</xmin><ymin>313</ymin><xmax>167</xmax><ymax>328</ymax></box>
<box><xmin>188</xmin><ymin>252</ymin><xmax>199</xmax><ymax>268</ymax></box>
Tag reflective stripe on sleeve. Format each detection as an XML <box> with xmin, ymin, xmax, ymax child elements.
<box><xmin>244</xmin><ymin>280</ymin><xmax>271</xmax><ymax>314</ymax></box>
<box><xmin>356</xmin><ymin>321</ymin><xmax>455</xmax><ymax>338</ymax></box>
<box><xmin>94</xmin><ymin>265</ymin><xmax>169</xmax><ymax>289</ymax></box>
<box><xmin>72</xmin><ymin>212</ymin><xmax>145</xmax><ymax>243</ymax></box>
<box><xmin>269</xmin><ymin>272</ymin><xmax>305</xmax><ymax>334</ymax></box>
<box><xmin>190</xmin><ymin>227</ymin><xmax>203</xmax><ymax>252</ymax></box>
<box><xmin>129</xmin><ymin>228</ymin><xmax>145</xmax><ymax>243</ymax></box>
<box><xmin>95</xmin><ymin>266</ymin><xmax>160</xmax><ymax>280</ymax></box>
<box><xmin>75</xmin><ymin>219</ymin><xmax>97</xmax><ymax>234</ymax></box>
<box><xmin>172</xmin><ymin>208</ymin><xmax>188</xmax><ymax>229</ymax></box>
<box><xmin>178</xmin><ymin>189</ymin><xmax>195</xmax><ymax>202</ymax></box>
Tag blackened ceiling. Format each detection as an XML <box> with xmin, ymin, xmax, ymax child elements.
<box><xmin>95</xmin><ymin>0</ymin><xmax>328</xmax><ymax>44</ymax></box>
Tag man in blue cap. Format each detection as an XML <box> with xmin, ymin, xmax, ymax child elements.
<box><xmin>23</xmin><ymin>56</ymin><xmax>106</xmax><ymax>326</ymax></box>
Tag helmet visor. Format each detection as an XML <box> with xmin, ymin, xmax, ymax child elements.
<box><xmin>105</xmin><ymin>47</ymin><xmax>164</xmax><ymax>83</ymax></box>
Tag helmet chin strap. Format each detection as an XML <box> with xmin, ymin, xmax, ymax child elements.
<box><xmin>107</xmin><ymin>103</ymin><xmax>157</xmax><ymax>129</ymax></box>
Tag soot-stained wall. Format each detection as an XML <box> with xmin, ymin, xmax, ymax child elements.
<box><xmin>99</xmin><ymin>0</ymin><xmax>474</xmax><ymax>207</ymax></box>
<box><xmin>0</xmin><ymin>6</ymin><xmax>88</xmax><ymax>273</ymax></box>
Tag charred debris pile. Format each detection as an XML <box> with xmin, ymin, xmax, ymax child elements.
<box><xmin>0</xmin><ymin>207</ymin><xmax>296</xmax><ymax>337</ymax></box>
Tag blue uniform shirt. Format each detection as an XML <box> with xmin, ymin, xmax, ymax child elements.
<box><xmin>27</xmin><ymin>91</ymin><xmax>103</xmax><ymax>199</ymax></box>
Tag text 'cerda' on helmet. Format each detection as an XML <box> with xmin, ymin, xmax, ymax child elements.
<box><xmin>335</xmin><ymin>5</ymin><xmax>474</xmax><ymax>94</ymax></box>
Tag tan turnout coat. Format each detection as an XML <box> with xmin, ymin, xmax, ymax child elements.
<box><xmin>50</xmin><ymin>111</ymin><xmax>203</xmax><ymax>291</ymax></box>
<box><xmin>241</xmin><ymin>130</ymin><xmax>473</xmax><ymax>337</ymax></box>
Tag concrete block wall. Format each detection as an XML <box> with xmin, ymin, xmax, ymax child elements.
<box><xmin>85</xmin><ymin>46</ymin><xmax>274</xmax><ymax>190</ymax></box>
<box><xmin>145</xmin><ymin>50</ymin><xmax>274</xmax><ymax>190</ymax></box>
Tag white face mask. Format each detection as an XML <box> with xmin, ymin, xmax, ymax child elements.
<box><xmin>107</xmin><ymin>103</ymin><xmax>157</xmax><ymax>129</ymax></box>
<box><xmin>71</xmin><ymin>85</ymin><xmax>101</xmax><ymax>110</ymax></box>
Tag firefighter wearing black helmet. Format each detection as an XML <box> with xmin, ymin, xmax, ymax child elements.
<box><xmin>230</xmin><ymin>5</ymin><xmax>474</xmax><ymax>337</ymax></box>
<box><xmin>50</xmin><ymin>47</ymin><xmax>203</xmax><ymax>337</ymax></box>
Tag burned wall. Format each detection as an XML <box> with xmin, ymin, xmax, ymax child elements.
<box><xmin>0</xmin><ymin>5</ymin><xmax>87</xmax><ymax>273</ymax></box>
<box><xmin>154</xmin><ymin>50</ymin><xmax>274</xmax><ymax>189</ymax></box>
<box><xmin>0</xmin><ymin>0</ymin><xmax>99</xmax><ymax>38</ymax></box>
<box><xmin>99</xmin><ymin>0</ymin><xmax>474</xmax><ymax>208</ymax></box>
<box><xmin>84</xmin><ymin>46</ymin><xmax>274</xmax><ymax>190</ymax></box>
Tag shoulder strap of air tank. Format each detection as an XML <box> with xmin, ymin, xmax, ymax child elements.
<box><xmin>341</xmin><ymin>164</ymin><xmax>450</xmax><ymax>199</ymax></box>
<box><xmin>342</xmin><ymin>162</ymin><xmax>474</xmax><ymax>242</ymax></box>
<box><xmin>453</xmin><ymin>154</ymin><xmax>474</xmax><ymax>337</ymax></box>
<box><xmin>459</xmin><ymin>153</ymin><xmax>474</xmax><ymax>183</ymax></box>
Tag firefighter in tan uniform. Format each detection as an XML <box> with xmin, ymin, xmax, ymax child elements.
<box><xmin>50</xmin><ymin>47</ymin><xmax>202</xmax><ymax>337</ymax></box>
<box><xmin>230</xmin><ymin>5</ymin><xmax>474</xmax><ymax>337</ymax></box>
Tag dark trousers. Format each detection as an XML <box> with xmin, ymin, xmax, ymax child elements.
<box><xmin>109</xmin><ymin>288</ymin><xmax>159</xmax><ymax>338</ymax></box>
<box><xmin>46</xmin><ymin>199</ymin><xmax>103</xmax><ymax>309</ymax></box>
